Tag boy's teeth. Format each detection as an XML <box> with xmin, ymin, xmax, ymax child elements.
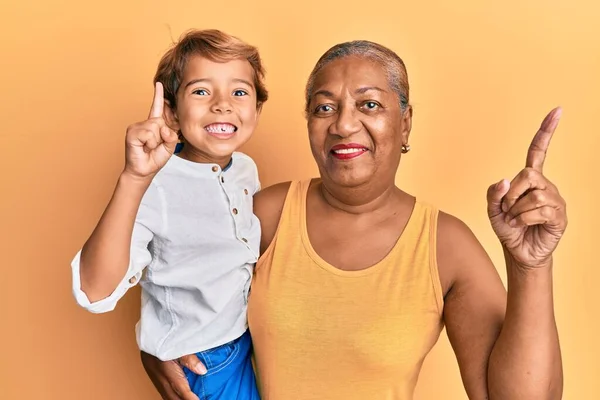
<box><xmin>205</xmin><ymin>123</ymin><xmax>236</xmax><ymax>133</ymax></box>
<box><xmin>333</xmin><ymin>148</ymin><xmax>364</xmax><ymax>154</ymax></box>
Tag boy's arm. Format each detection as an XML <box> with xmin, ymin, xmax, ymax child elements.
<box><xmin>72</xmin><ymin>173</ymin><xmax>157</xmax><ymax>312</ymax></box>
<box><xmin>73</xmin><ymin>82</ymin><xmax>177</xmax><ymax>312</ymax></box>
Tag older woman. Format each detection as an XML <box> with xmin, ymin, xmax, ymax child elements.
<box><xmin>142</xmin><ymin>40</ymin><xmax>566</xmax><ymax>400</ymax></box>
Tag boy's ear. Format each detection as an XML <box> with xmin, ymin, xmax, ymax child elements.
<box><xmin>163</xmin><ymin>100</ymin><xmax>180</xmax><ymax>132</ymax></box>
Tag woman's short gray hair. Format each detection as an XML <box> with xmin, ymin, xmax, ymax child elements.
<box><xmin>305</xmin><ymin>40</ymin><xmax>410</xmax><ymax>115</ymax></box>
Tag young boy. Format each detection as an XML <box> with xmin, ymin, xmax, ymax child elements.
<box><xmin>70</xmin><ymin>29</ymin><xmax>267</xmax><ymax>399</ymax></box>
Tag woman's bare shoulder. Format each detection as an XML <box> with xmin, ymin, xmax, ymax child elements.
<box><xmin>254</xmin><ymin>181</ymin><xmax>293</xmax><ymax>252</ymax></box>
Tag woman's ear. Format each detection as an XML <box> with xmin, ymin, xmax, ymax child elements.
<box><xmin>401</xmin><ymin>105</ymin><xmax>413</xmax><ymax>144</ymax></box>
<box><xmin>163</xmin><ymin>100</ymin><xmax>180</xmax><ymax>132</ymax></box>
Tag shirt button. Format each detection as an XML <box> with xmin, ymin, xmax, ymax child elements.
<box><xmin>244</xmin><ymin>189</ymin><xmax>248</xmax><ymax>195</ymax></box>
<box><xmin>129</xmin><ymin>276</ymin><xmax>136</xmax><ymax>284</ymax></box>
<box><xmin>212</xmin><ymin>166</ymin><xmax>218</xmax><ymax>172</ymax></box>
<box><xmin>232</xmin><ymin>208</ymin><xmax>238</xmax><ymax>215</ymax></box>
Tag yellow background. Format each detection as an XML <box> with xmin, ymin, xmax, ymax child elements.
<box><xmin>1</xmin><ymin>0</ymin><xmax>598</xmax><ymax>398</ymax></box>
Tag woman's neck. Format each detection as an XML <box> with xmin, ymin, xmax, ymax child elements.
<box><xmin>317</xmin><ymin>178</ymin><xmax>408</xmax><ymax>216</ymax></box>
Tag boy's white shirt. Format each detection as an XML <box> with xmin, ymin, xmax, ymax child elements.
<box><xmin>71</xmin><ymin>152</ymin><xmax>261</xmax><ymax>361</ymax></box>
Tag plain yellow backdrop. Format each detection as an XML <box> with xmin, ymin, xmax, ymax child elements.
<box><xmin>1</xmin><ymin>0</ymin><xmax>598</xmax><ymax>399</ymax></box>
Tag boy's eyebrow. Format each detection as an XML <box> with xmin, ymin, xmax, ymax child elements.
<box><xmin>232</xmin><ymin>78</ymin><xmax>253</xmax><ymax>87</ymax></box>
<box><xmin>184</xmin><ymin>78</ymin><xmax>254</xmax><ymax>89</ymax></box>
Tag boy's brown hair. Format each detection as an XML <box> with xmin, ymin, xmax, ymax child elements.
<box><xmin>154</xmin><ymin>29</ymin><xmax>268</xmax><ymax>110</ymax></box>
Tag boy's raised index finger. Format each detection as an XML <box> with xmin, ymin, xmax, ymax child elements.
<box><xmin>149</xmin><ymin>82</ymin><xmax>164</xmax><ymax>119</ymax></box>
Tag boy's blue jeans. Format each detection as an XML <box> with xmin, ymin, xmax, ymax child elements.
<box><xmin>183</xmin><ymin>330</ymin><xmax>260</xmax><ymax>399</ymax></box>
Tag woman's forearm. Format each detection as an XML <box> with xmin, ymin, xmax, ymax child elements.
<box><xmin>488</xmin><ymin>250</ymin><xmax>563</xmax><ymax>399</ymax></box>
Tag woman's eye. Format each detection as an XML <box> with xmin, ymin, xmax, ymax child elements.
<box><xmin>316</xmin><ymin>104</ymin><xmax>334</xmax><ymax>113</ymax></box>
<box><xmin>364</xmin><ymin>101</ymin><xmax>379</xmax><ymax>110</ymax></box>
<box><xmin>233</xmin><ymin>90</ymin><xmax>248</xmax><ymax>96</ymax></box>
<box><xmin>192</xmin><ymin>89</ymin><xmax>208</xmax><ymax>96</ymax></box>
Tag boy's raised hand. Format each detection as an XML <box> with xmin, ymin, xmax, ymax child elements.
<box><xmin>124</xmin><ymin>82</ymin><xmax>179</xmax><ymax>179</ymax></box>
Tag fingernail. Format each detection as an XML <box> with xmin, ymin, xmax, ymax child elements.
<box><xmin>509</xmin><ymin>219</ymin><xmax>517</xmax><ymax>227</ymax></box>
<box><xmin>196</xmin><ymin>364</ymin><xmax>207</xmax><ymax>375</ymax></box>
<box><xmin>496</xmin><ymin>179</ymin><xmax>509</xmax><ymax>195</ymax></box>
<box><xmin>553</xmin><ymin>106</ymin><xmax>563</xmax><ymax>120</ymax></box>
<box><xmin>547</xmin><ymin>107</ymin><xmax>562</xmax><ymax>131</ymax></box>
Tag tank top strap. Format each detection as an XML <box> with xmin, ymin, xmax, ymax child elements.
<box><xmin>258</xmin><ymin>180</ymin><xmax>309</xmax><ymax>261</ymax></box>
<box><xmin>401</xmin><ymin>200</ymin><xmax>443</xmax><ymax>314</ymax></box>
<box><xmin>279</xmin><ymin>179</ymin><xmax>310</xmax><ymax>235</ymax></box>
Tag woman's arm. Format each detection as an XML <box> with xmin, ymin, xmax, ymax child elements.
<box><xmin>488</xmin><ymin>252</ymin><xmax>562</xmax><ymax>399</ymax></box>
<box><xmin>140</xmin><ymin>181</ymin><xmax>292</xmax><ymax>399</ymax></box>
<box><xmin>439</xmin><ymin>213</ymin><xmax>562</xmax><ymax>400</ymax></box>
<box><xmin>442</xmin><ymin>108</ymin><xmax>565</xmax><ymax>399</ymax></box>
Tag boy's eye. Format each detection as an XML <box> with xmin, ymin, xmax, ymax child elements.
<box><xmin>192</xmin><ymin>89</ymin><xmax>208</xmax><ymax>96</ymax></box>
<box><xmin>233</xmin><ymin>90</ymin><xmax>248</xmax><ymax>96</ymax></box>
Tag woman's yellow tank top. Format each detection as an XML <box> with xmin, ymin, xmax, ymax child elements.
<box><xmin>248</xmin><ymin>180</ymin><xmax>444</xmax><ymax>400</ymax></box>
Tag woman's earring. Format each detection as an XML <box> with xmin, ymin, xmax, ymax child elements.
<box><xmin>401</xmin><ymin>144</ymin><xmax>411</xmax><ymax>154</ymax></box>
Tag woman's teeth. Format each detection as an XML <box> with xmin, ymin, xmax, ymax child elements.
<box><xmin>332</xmin><ymin>148</ymin><xmax>366</xmax><ymax>154</ymax></box>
